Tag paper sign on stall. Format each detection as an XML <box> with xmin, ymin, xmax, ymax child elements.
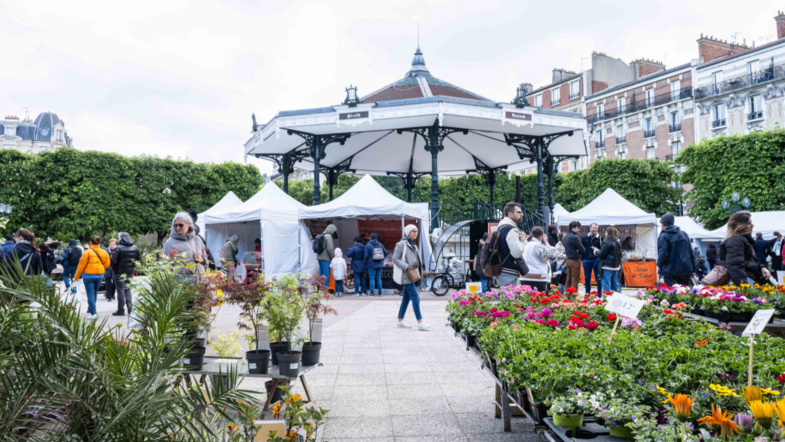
<box><xmin>742</xmin><ymin>309</ymin><xmax>775</xmax><ymax>337</ymax></box>
<box><xmin>777</xmin><ymin>271</ymin><xmax>785</xmax><ymax>285</ymax></box>
<box><xmin>605</xmin><ymin>293</ymin><xmax>645</xmax><ymax>319</ymax></box>
<box><xmin>465</xmin><ymin>282</ymin><xmax>481</xmax><ymax>294</ymax></box>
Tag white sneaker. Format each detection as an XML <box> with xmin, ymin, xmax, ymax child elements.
<box><xmin>85</xmin><ymin>313</ymin><xmax>97</xmax><ymax>320</ymax></box>
<box><xmin>417</xmin><ymin>322</ymin><xmax>432</xmax><ymax>331</ymax></box>
<box><xmin>396</xmin><ymin>321</ymin><xmax>411</xmax><ymax>329</ymax></box>
<box><xmin>352</xmin><ymin>293</ymin><xmax>359</xmax><ymax>297</ymax></box>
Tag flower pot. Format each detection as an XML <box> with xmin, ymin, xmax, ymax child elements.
<box><xmin>464</xmin><ymin>334</ymin><xmax>476</xmax><ymax>348</ymax></box>
<box><xmin>269</xmin><ymin>342</ymin><xmax>290</xmax><ymax>365</ymax></box>
<box><xmin>609</xmin><ymin>425</ymin><xmax>635</xmax><ymax>440</ymax></box>
<box><xmin>190</xmin><ymin>338</ymin><xmax>205</xmax><ymax>349</ymax></box>
<box><xmin>553</xmin><ymin>413</ymin><xmax>584</xmax><ymax>436</ymax></box>
<box><xmin>265</xmin><ymin>380</ymin><xmax>284</xmax><ymax>403</ymax></box>
<box><xmin>246</xmin><ymin>350</ymin><xmax>270</xmax><ymax>374</ymax></box>
<box><xmin>276</xmin><ymin>351</ymin><xmax>302</xmax><ymax>377</ymax></box>
<box><xmin>183</xmin><ymin>347</ymin><xmax>205</xmax><ymax>370</ymax></box>
<box><xmin>532</xmin><ymin>403</ymin><xmax>550</xmax><ymax>425</ymax></box>
<box><xmin>301</xmin><ymin>342</ymin><xmax>321</xmax><ymax>366</ymax></box>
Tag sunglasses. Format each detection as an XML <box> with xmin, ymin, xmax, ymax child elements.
<box><xmin>174</xmin><ymin>223</ymin><xmax>186</xmax><ymax>228</ymax></box>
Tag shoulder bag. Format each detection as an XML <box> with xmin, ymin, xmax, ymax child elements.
<box><xmin>701</xmin><ymin>264</ymin><xmax>730</xmax><ymax>286</ymax></box>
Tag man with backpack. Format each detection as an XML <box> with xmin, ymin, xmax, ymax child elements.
<box><xmin>345</xmin><ymin>236</ymin><xmax>367</xmax><ymax>296</ymax></box>
<box><xmin>314</xmin><ymin>224</ymin><xmax>337</xmax><ymax>286</ymax></box>
<box><xmin>111</xmin><ymin>232</ymin><xmax>141</xmax><ymax>316</ymax></box>
<box><xmin>61</xmin><ymin>239</ymin><xmax>82</xmax><ymax>291</ymax></box>
<box><xmin>482</xmin><ymin>203</ymin><xmax>528</xmax><ymax>287</ymax></box>
<box><xmin>363</xmin><ymin>232</ymin><xmax>388</xmax><ymax>296</ymax></box>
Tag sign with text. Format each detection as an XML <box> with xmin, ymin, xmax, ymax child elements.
<box><xmin>742</xmin><ymin>309</ymin><xmax>775</xmax><ymax>337</ymax></box>
<box><xmin>777</xmin><ymin>270</ymin><xmax>785</xmax><ymax>284</ymax></box>
<box><xmin>357</xmin><ymin>219</ymin><xmax>418</xmax><ymax>251</ymax></box>
<box><xmin>622</xmin><ymin>261</ymin><xmax>658</xmax><ymax>287</ymax></box>
<box><xmin>466</xmin><ymin>282</ymin><xmax>481</xmax><ymax>294</ymax></box>
<box><xmin>605</xmin><ymin>293</ymin><xmax>645</xmax><ymax>319</ymax></box>
<box><xmin>339</xmin><ymin>111</ymin><xmax>369</xmax><ymax>120</ymax></box>
<box><xmin>504</xmin><ymin>111</ymin><xmax>532</xmax><ymax>121</ymax></box>
<box><xmin>488</xmin><ymin>222</ymin><xmax>499</xmax><ymax>234</ymax></box>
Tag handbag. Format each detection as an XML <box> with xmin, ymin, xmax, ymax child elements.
<box><xmin>701</xmin><ymin>264</ymin><xmax>730</xmax><ymax>286</ymax></box>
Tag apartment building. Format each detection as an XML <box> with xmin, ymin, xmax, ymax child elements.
<box><xmin>1</xmin><ymin>112</ymin><xmax>73</xmax><ymax>153</ymax></box>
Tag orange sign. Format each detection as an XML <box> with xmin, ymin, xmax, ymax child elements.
<box><xmin>579</xmin><ymin>269</ymin><xmax>597</xmax><ymax>286</ymax></box>
<box><xmin>622</xmin><ymin>261</ymin><xmax>658</xmax><ymax>287</ymax></box>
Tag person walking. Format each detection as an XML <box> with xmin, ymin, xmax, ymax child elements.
<box><xmin>553</xmin><ymin>232</ymin><xmax>568</xmax><ymax>293</ymax></box>
<box><xmin>520</xmin><ymin>227</ymin><xmax>556</xmax><ymax>293</ymax></box>
<box><xmin>717</xmin><ymin>211</ymin><xmax>771</xmax><ymax>286</ymax></box>
<box><xmin>657</xmin><ymin>213</ymin><xmax>696</xmax><ymax>287</ymax></box>
<box><xmin>2</xmin><ymin>235</ymin><xmax>15</xmax><ymax>255</ymax></box>
<box><xmin>162</xmin><ymin>212</ymin><xmax>207</xmax><ymax>279</ymax></box>
<box><xmin>220</xmin><ymin>235</ymin><xmax>239</xmax><ymax>268</ymax></box>
<box><xmin>596</xmin><ymin>226</ymin><xmax>622</xmax><ymax>293</ymax></box>
<box><xmin>330</xmin><ymin>248</ymin><xmax>347</xmax><ymax>297</ymax></box>
<box><xmin>546</xmin><ymin>225</ymin><xmax>559</xmax><ymax>247</ymax></box>
<box><xmin>393</xmin><ymin>225</ymin><xmax>430</xmax><ymax>330</ymax></box>
<box><xmin>61</xmin><ymin>239</ymin><xmax>82</xmax><ymax>292</ymax></box>
<box><xmin>74</xmin><ymin>235</ymin><xmax>111</xmax><ymax>320</ymax></box>
<box><xmin>769</xmin><ymin>232</ymin><xmax>783</xmax><ymax>272</ymax></box>
<box><xmin>363</xmin><ymin>233</ymin><xmax>388</xmax><ymax>296</ymax></box>
<box><xmin>2</xmin><ymin>229</ymin><xmax>43</xmax><ymax>277</ymax></box>
<box><xmin>753</xmin><ymin>232</ymin><xmax>770</xmax><ymax>269</ymax></box>
<box><xmin>706</xmin><ymin>243</ymin><xmax>718</xmax><ymax>270</ymax></box>
<box><xmin>38</xmin><ymin>243</ymin><xmax>57</xmax><ymax>276</ymax></box>
<box><xmin>111</xmin><ymin>232</ymin><xmax>141</xmax><ymax>316</ymax></box>
<box><xmin>495</xmin><ymin>203</ymin><xmax>528</xmax><ymax>287</ymax></box>
<box><xmin>581</xmin><ymin>223</ymin><xmax>603</xmax><ymax>294</ymax></box>
<box><xmin>315</xmin><ymin>224</ymin><xmax>337</xmax><ymax>286</ymax></box>
<box><xmin>563</xmin><ymin>221</ymin><xmax>584</xmax><ymax>294</ymax></box>
<box><xmin>103</xmin><ymin>238</ymin><xmax>117</xmax><ymax>302</ymax></box>
<box><xmin>346</xmin><ymin>236</ymin><xmax>367</xmax><ymax>297</ymax></box>
<box><xmin>185</xmin><ymin>208</ymin><xmax>216</xmax><ymax>270</ymax></box>
<box><xmin>475</xmin><ymin>232</ymin><xmax>490</xmax><ymax>293</ymax></box>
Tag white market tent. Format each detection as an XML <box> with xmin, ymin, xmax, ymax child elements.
<box><xmin>203</xmin><ymin>183</ymin><xmax>319</xmax><ymax>278</ymax></box>
<box><xmin>298</xmin><ymin>175</ymin><xmax>434</xmax><ymax>269</ymax></box>
<box><xmin>674</xmin><ymin>216</ymin><xmax>716</xmax><ymax>256</ymax></box>
<box><xmin>705</xmin><ymin>211</ymin><xmax>785</xmax><ymax>240</ymax></box>
<box><xmin>195</xmin><ymin>191</ymin><xmax>243</xmax><ymax>235</ymax></box>
<box><xmin>553</xmin><ymin>203</ymin><xmax>570</xmax><ymax>223</ymax></box>
<box><xmin>557</xmin><ymin>188</ymin><xmax>658</xmax><ymax>255</ymax></box>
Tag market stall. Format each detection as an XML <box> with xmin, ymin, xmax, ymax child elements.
<box><xmin>298</xmin><ymin>175</ymin><xmax>432</xmax><ymax>291</ymax></box>
<box><xmin>673</xmin><ymin>215</ymin><xmax>716</xmax><ymax>256</ymax></box>
<box><xmin>203</xmin><ymin>183</ymin><xmax>319</xmax><ymax>278</ymax></box>
<box><xmin>705</xmin><ymin>210</ymin><xmax>785</xmax><ymax>240</ymax></box>
<box><xmin>557</xmin><ymin>188</ymin><xmax>658</xmax><ymax>287</ymax></box>
<box><xmin>195</xmin><ymin>191</ymin><xmax>243</xmax><ymax>236</ymax></box>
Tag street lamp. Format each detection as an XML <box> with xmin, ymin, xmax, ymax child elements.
<box><xmin>721</xmin><ymin>193</ymin><xmax>750</xmax><ymax>216</ymax></box>
<box><xmin>0</xmin><ymin>204</ymin><xmax>11</xmax><ymax>216</ymax></box>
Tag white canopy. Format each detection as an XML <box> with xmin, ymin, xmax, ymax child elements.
<box><xmin>204</xmin><ymin>183</ymin><xmax>318</xmax><ymax>277</ymax></box>
<box><xmin>195</xmin><ymin>191</ymin><xmax>243</xmax><ymax>235</ymax></box>
<box><xmin>705</xmin><ymin>211</ymin><xmax>785</xmax><ymax>240</ymax></box>
<box><xmin>553</xmin><ymin>203</ymin><xmax>570</xmax><ymax>223</ymax></box>
<box><xmin>674</xmin><ymin>216</ymin><xmax>715</xmax><ymax>240</ymax></box>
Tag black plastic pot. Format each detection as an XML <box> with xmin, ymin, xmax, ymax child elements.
<box><xmin>301</xmin><ymin>342</ymin><xmax>321</xmax><ymax>366</ymax></box>
<box><xmin>270</xmin><ymin>342</ymin><xmax>290</xmax><ymax>365</ymax></box>
<box><xmin>532</xmin><ymin>403</ymin><xmax>550</xmax><ymax>425</ymax></box>
<box><xmin>246</xmin><ymin>350</ymin><xmax>271</xmax><ymax>374</ymax></box>
<box><xmin>265</xmin><ymin>380</ymin><xmax>284</xmax><ymax>404</ymax></box>
<box><xmin>183</xmin><ymin>347</ymin><xmax>205</xmax><ymax>370</ymax></box>
<box><xmin>277</xmin><ymin>351</ymin><xmax>302</xmax><ymax>377</ymax></box>
<box><xmin>464</xmin><ymin>334</ymin><xmax>476</xmax><ymax>348</ymax></box>
<box><xmin>190</xmin><ymin>338</ymin><xmax>205</xmax><ymax>349</ymax></box>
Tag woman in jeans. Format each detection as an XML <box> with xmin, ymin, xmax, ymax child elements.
<box><xmin>393</xmin><ymin>225</ymin><xmax>431</xmax><ymax>331</ymax></box>
<box><xmin>74</xmin><ymin>235</ymin><xmax>111</xmax><ymax>320</ymax></box>
<box><xmin>597</xmin><ymin>227</ymin><xmax>622</xmax><ymax>293</ymax></box>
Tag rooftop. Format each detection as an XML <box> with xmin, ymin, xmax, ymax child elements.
<box><xmin>586</xmin><ymin>62</ymin><xmax>691</xmax><ymax>100</ymax></box>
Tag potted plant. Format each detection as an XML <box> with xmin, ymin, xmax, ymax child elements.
<box><xmin>267</xmin><ymin>385</ymin><xmax>328</xmax><ymax>442</ymax></box>
<box><xmin>302</xmin><ymin>276</ymin><xmax>337</xmax><ymax>366</ymax></box>
<box><xmin>265</xmin><ymin>277</ymin><xmax>307</xmax><ymax>376</ymax></box>
<box><xmin>596</xmin><ymin>398</ymin><xmax>651</xmax><ymax>440</ymax></box>
<box><xmin>186</xmin><ymin>270</ymin><xmax>226</xmax><ymax>350</ymax></box>
<box><xmin>222</xmin><ymin>269</ymin><xmax>273</xmax><ymax>374</ymax></box>
<box><xmin>546</xmin><ymin>389</ymin><xmax>601</xmax><ymax>437</ymax></box>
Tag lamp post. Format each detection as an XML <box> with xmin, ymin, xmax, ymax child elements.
<box><xmin>0</xmin><ymin>203</ymin><xmax>11</xmax><ymax>229</ymax></box>
<box><xmin>721</xmin><ymin>193</ymin><xmax>751</xmax><ymax>216</ymax></box>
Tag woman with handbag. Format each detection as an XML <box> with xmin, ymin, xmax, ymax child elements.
<box><xmin>475</xmin><ymin>233</ymin><xmax>490</xmax><ymax>293</ymax></box>
<box><xmin>393</xmin><ymin>225</ymin><xmax>431</xmax><ymax>331</ymax></box>
<box><xmin>716</xmin><ymin>211</ymin><xmax>772</xmax><ymax>287</ymax></box>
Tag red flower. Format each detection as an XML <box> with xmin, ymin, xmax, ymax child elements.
<box><xmin>585</xmin><ymin>320</ymin><xmax>599</xmax><ymax>330</ymax></box>
<box><xmin>607</xmin><ymin>314</ymin><xmax>617</xmax><ymax>321</ymax></box>
<box><xmin>569</xmin><ymin>316</ymin><xmax>585</xmax><ymax>326</ymax></box>
<box><xmin>664</xmin><ymin>309</ymin><xmax>674</xmax><ymax>315</ymax></box>
<box><xmin>695</xmin><ymin>339</ymin><xmax>707</xmax><ymax>347</ymax></box>
<box><xmin>777</xmin><ymin>373</ymin><xmax>785</xmax><ymax>384</ymax></box>
<box><xmin>566</xmin><ymin>287</ymin><xmax>577</xmax><ymax>294</ymax></box>
<box><xmin>546</xmin><ymin>319</ymin><xmax>559</xmax><ymax>328</ymax></box>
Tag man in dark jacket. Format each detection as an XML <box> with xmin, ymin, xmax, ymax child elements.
<box><xmin>61</xmin><ymin>239</ymin><xmax>82</xmax><ymax>291</ymax></box>
<box><xmin>2</xmin><ymin>229</ymin><xmax>43</xmax><ymax>277</ymax></box>
<box><xmin>346</xmin><ymin>236</ymin><xmax>367</xmax><ymax>296</ymax></box>
<box><xmin>110</xmin><ymin>232</ymin><xmax>141</xmax><ymax>316</ymax></box>
<box><xmin>363</xmin><ymin>233</ymin><xmax>388</xmax><ymax>296</ymax></box>
<box><xmin>753</xmin><ymin>233</ymin><xmax>770</xmax><ymax>269</ymax></box>
<box><xmin>2</xmin><ymin>235</ymin><xmax>15</xmax><ymax>255</ymax></box>
<box><xmin>706</xmin><ymin>244</ymin><xmax>718</xmax><ymax>270</ymax></box>
<box><xmin>581</xmin><ymin>223</ymin><xmax>603</xmax><ymax>294</ymax></box>
<box><xmin>657</xmin><ymin>214</ymin><xmax>696</xmax><ymax>286</ymax></box>
<box><xmin>563</xmin><ymin>221</ymin><xmax>585</xmax><ymax>292</ymax></box>
<box><xmin>546</xmin><ymin>225</ymin><xmax>559</xmax><ymax>247</ymax></box>
<box><xmin>769</xmin><ymin>232</ymin><xmax>783</xmax><ymax>272</ymax></box>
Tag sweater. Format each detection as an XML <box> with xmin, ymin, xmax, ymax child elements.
<box><xmin>520</xmin><ymin>239</ymin><xmax>555</xmax><ymax>282</ymax></box>
<box><xmin>563</xmin><ymin>232</ymin><xmax>585</xmax><ymax>260</ymax></box>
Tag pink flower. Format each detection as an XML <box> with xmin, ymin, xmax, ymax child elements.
<box><xmin>538</xmin><ymin>308</ymin><xmax>553</xmax><ymax>318</ymax></box>
<box><xmin>585</xmin><ymin>320</ymin><xmax>599</xmax><ymax>330</ymax></box>
<box><xmin>546</xmin><ymin>319</ymin><xmax>559</xmax><ymax>328</ymax></box>
<box><xmin>490</xmin><ymin>321</ymin><xmax>498</xmax><ymax>328</ymax></box>
<box><xmin>526</xmin><ymin>313</ymin><xmax>536</xmax><ymax>320</ymax></box>
<box><xmin>534</xmin><ymin>319</ymin><xmax>545</xmax><ymax>325</ymax></box>
<box><xmin>459</xmin><ymin>300</ymin><xmax>471</xmax><ymax>306</ymax></box>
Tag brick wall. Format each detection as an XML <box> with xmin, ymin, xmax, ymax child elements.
<box><xmin>682</xmin><ymin>118</ymin><xmax>695</xmax><ymax>146</ymax></box>
<box><xmin>777</xmin><ymin>12</ymin><xmax>785</xmax><ymax>39</ymax></box>
<box><xmin>592</xmin><ymin>81</ymin><xmax>608</xmax><ymax>94</ymax></box>
<box><xmin>654</xmin><ymin>125</ymin><xmax>671</xmax><ymax>160</ymax></box>
<box><xmin>697</xmin><ymin>35</ymin><xmax>750</xmax><ymax>63</ymax></box>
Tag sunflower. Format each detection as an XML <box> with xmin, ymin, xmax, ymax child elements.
<box><xmin>698</xmin><ymin>404</ymin><xmax>738</xmax><ymax>439</ymax></box>
<box><xmin>669</xmin><ymin>394</ymin><xmax>694</xmax><ymax>422</ymax></box>
<box><xmin>748</xmin><ymin>400</ymin><xmax>776</xmax><ymax>430</ymax></box>
<box><xmin>775</xmin><ymin>399</ymin><xmax>785</xmax><ymax>429</ymax></box>
<box><xmin>743</xmin><ymin>386</ymin><xmax>762</xmax><ymax>404</ymax></box>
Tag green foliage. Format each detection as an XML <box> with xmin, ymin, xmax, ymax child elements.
<box><xmin>678</xmin><ymin>130</ymin><xmax>785</xmax><ymax>229</ymax></box>
<box><xmin>0</xmin><ymin>148</ymin><xmax>263</xmax><ymax>241</ymax></box>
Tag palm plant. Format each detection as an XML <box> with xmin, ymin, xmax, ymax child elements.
<box><xmin>0</xmin><ymin>262</ymin><xmax>255</xmax><ymax>441</ymax></box>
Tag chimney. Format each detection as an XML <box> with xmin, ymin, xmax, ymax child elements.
<box><xmin>5</xmin><ymin>115</ymin><xmax>19</xmax><ymax>120</ymax></box>
<box><xmin>696</xmin><ymin>33</ymin><xmax>750</xmax><ymax>63</ymax></box>
<box><xmin>630</xmin><ymin>58</ymin><xmax>666</xmax><ymax>79</ymax></box>
<box><xmin>777</xmin><ymin>10</ymin><xmax>785</xmax><ymax>39</ymax></box>
<box><xmin>520</xmin><ymin>82</ymin><xmax>533</xmax><ymax>94</ymax></box>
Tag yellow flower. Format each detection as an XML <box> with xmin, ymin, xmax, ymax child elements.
<box><xmin>762</xmin><ymin>388</ymin><xmax>781</xmax><ymax>396</ymax></box>
<box><xmin>748</xmin><ymin>400</ymin><xmax>776</xmax><ymax>430</ymax></box>
<box><xmin>774</xmin><ymin>399</ymin><xmax>785</xmax><ymax>428</ymax></box>
<box><xmin>710</xmin><ymin>384</ymin><xmax>739</xmax><ymax>397</ymax></box>
<box><xmin>743</xmin><ymin>386</ymin><xmax>762</xmax><ymax>404</ymax></box>
<box><xmin>657</xmin><ymin>386</ymin><xmax>674</xmax><ymax>404</ymax></box>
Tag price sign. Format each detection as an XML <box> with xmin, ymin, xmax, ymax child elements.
<box><xmin>777</xmin><ymin>270</ymin><xmax>785</xmax><ymax>284</ymax></box>
<box><xmin>465</xmin><ymin>282</ymin><xmax>481</xmax><ymax>294</ymax></box>
<box><xmin>742</xmin><ymin>309</ymin><xmax>775</xmax><ymax>337</ymax></box>
<box><xmin>605</xmin><ymin>293</ymin><xmax>645</xmax><ymax>319</ymax></box>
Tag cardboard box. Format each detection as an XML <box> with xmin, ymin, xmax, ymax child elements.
<box><xmin>253</xmin><ymin>420</ymin><xmax>286</xmax><ymax>442</ymax></box>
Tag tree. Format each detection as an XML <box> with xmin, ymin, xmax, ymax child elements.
<box><xmin>678</xmin><ymin>130</ymin><xmax>785</xmax><ymax>229</ymax></box>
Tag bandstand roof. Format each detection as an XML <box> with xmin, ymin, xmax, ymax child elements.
<box><xmin>245</xmin><ymin>47</ymin><xmax>588</xmax><ymax>177</ymax></box>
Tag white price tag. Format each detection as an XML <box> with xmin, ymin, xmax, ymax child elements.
<box><xmin>777</xmin><ymin>270</ymin><xmax>785</xmax><ymax>284</ymax></box>
<box><xmin>249</xmin><ymin>363</ymin><xmax>257</xmax><ymax>369</ymax></box>
<box><xmin>289</xmin><ymin>363</ymin><xmax>298</xmax><ymax>370</ymax></box>
<box><xmin>743</xmin><ymin>309</ymin><xmax>775</xmax><ymax>337</ymax></box>
<box><xmin>235</xmin><ymin>263</ymin><xmax>247</xmax><ymax>284</ymax></box>
<box><xmin>605</xmin><ymin>293</ymin><xmax>645</xmax><ymax>319</ymax></box>
<box><xmin>465</xmin><ymin>282</ymin><xmax>481</xmax><ymax>294</ymax></box>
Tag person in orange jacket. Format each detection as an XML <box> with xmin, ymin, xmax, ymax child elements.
<box><xmin>74</xmin><ymin>235</ymin><xmax>111</xmax><ymax>320</ymax></box>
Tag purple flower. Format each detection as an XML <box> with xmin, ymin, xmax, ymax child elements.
<box><xmin>538</xmin><ymin>308</ymin><xmax>554</xmax><ymax>318</ymax></box>
<box><xmin>753</xmin><ymin>298</ymin><xmax>763</xmax><ymax>305</ymax></box>
<box><xmin>659</xmin><ymin>287</ymin><xmax>669</xmax><ymax>293</ymax></box>
<box><xmin>690</xmin><ymin>288</ymin><xmax>701</xmax><ymax>294</ymax></box>
<box><xmin>714</xmin><ymin>372</ymin><xmax>735</xmax><ymax>379</ymax></box>
<box><xmin>657</xmin><ymin>425</ymin><xmax>662</xmax><ymax>430</ymax></box>
<box><xmin>731</xmin><ymin>296</ymin><xmax>744</xmax><ymax>302</ymax></box>
<box><xmin>451</xmin><ymin>292</ymin><xmax>460</xmax><ymax>301</ymax></box>
<box><xmin>668</xmin><ymin>288</ymin><xmax>679</xmax><ymax>296</ymax></box>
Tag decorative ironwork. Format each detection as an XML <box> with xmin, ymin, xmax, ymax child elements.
<box><xmin>596</xmin><ymin>141</ymin><xmax>605</xmax><ymax>148</ymax></box>
<box><xmin>694</xmin><ymin>62</ymin><xmax>785</xmax><ymax>100</ymax></box>
<box><xmin>569</xmin><ymin>92</ymin><xmax>580</xmax><ymax>101</ymax></box>
<box><xmin>287</xmin><ymin>130</ymin><xmax>351</xmax><ymax>205</ymax></box>
<box><xmin>616</xmin><ymin>136</ymin><xmax>626</xmax><ymax>144</ymax></box>
<box><xmin>748</xmin><ymin>111</ymin><xmax>763</xmax><ymax>121</ymax></box>
<box><xmin>712</xmin><ymin>119</ymin><xmax>726</xmax><ymax>128</ymax></box>
<box><xmin>588</xmin><ymin>87</ymin><xmax>693</xmax><ymax>124</ymax></box>
<box><xmin>251</xmin><ymin>113</ymin><xmax>258</xmax><ymax>132</ymax></box>
<box><xmin>669</xmin><ymin>123</ymin><xmax>681</xmax><ymax>132</ymax></box>
<box><xmin>643</xmin><ymin>129</ymin><xmax>655</xmax><ymax>138</ymax></box>
<box><xmin>551</xmin><ymin>98</ymin><xmax>561</xmax><ymax>107</ymax></box>
<box><xmin>321</xmin><ymin>157</ymin><xmax>356</xmax><ymax>201</ymax></box>
<box><xmin>437</xmin><ymin>202</ymin><xmax>542</xmax><ymax>232</ymax></box>
<box><xmin>512</xmin><ymin>84</ymin><xmax>529</xmax><ymax>108</ymax></box>
<box><xmin>343</xmin><ymin>85</ymin><xmax>361</xmax><ymax>107</ymax></box>
<box><xmin>386</xmin><ymin>171</ymin><xmax>429</xmax><ymax>202</ymax></box>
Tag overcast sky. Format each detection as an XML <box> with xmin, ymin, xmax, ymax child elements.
<box><xmin>2</xmin><ymin>0</ymin><xmax>781</xmax><ymax>175</ymax></box>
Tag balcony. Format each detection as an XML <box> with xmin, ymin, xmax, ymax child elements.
<box><xmin>669</xmin><ymin>123</ymin><xmax>682</xmax><ymax>132</ymax></box>
<box><xmin>643</xmin><ymin>129</ymin><xmax>656</xmax><ymax>138</ymax></box>
<box><xmin>665</xmin><ymin>154</ymin><xmax>675</xmax><ymax>161</ymax></box>
<box><xmin>596</xmin><ymin>141</ymin><xmax>605</xmax><ymax>148</ymax></box>
<box><xmin>695</xmin><ymin>64</ymin><xmax>785</xmax><ymax>100</ymax></box>
<box><xmin>748</xmin><ymin>111</ymin><xmax>763</xmax><ymax>121</ymax></box>
<box><xmin>569</xmin><ymin>92</ymin><xmax>580</xmax><ymax>101</ymax></box>
<box><xmin>712</xmin><ymin>119</ymin><xmax>727</xmax><ymax>128</ymax></box>
<box><xmin>587</xmin><ymin>87</ymin><xmax>693</xmax><ymax>124</ymax></box>
<box><xmin>551</xmin><ymin>98</ymin><xmax>561</xmax><ymax>107</ymax></box>
<box><xmin>616</xmin><ymin>136</ymin><xmax>626</xmax><ymax>144</ymax></box>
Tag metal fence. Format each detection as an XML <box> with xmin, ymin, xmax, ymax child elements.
<box><xmin>694</xmin><ymin>64</ymin><xmax>785</xmax><ymax>100</ymax></box>
<box><xmin>588</xmin><ymin>87</ymin><xmax>693</xmax><ymax>124</ymax></box>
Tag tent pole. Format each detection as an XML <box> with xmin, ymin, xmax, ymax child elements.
<box><xmin>536</xmin><ymin>137</ymin><xmax>545</xmax><ymax>223</ymax></box>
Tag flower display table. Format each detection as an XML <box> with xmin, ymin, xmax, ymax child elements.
<box><xmin>543</xmin><ymin>416</ymin><xmax>625</xmax><ymax>442</ymax></box>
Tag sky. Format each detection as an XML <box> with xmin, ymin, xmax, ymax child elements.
<box><xmin>1</xmin><ymin>0</ymin><xmax>781</xmax><ymax>176</ymax></box>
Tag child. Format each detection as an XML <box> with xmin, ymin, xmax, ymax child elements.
<box><xmin>330</xmin><ymin>248</ymin><xmax>347</xmax><ymax>297</ymax></box>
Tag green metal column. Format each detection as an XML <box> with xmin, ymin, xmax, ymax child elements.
<box><xmin>536</xmin><ymin>137</ymin><xmax>545</xmax><ymax>222</ymax></box>
<box><xmin>283</xmin><ymin>153</ymin><xmax>291</xmax><ymax>194</ymax></box>
<box><xmin>312</xmin><ymin>136</ymin><xmax>321</xmax><ymax>206</ymax></box>
<box><xmin>426</xmin><ymin>123</ymin><xmax>441</xmax><ymax>232</ymax></box>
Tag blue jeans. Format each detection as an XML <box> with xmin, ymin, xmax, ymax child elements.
<box><xmin>335</xmin><ymin>279</ymin><xmax>343</xmax><ymax>294</ymax></box>
<box><xmin>63</xmin><ymin>266</ymin><xmax>77</xmax><ymax>289</ymax></box>
<box><xmin>83</xmin><ymin>277</ymin><xmax>102</xmax><ymax>315</ymax></box>
<box><xmin>353</xmin><ymin>271</ymin><xmax>366</xmax><ymax>294</ymax></box>
<box><xmin>368</xmin><ymin>267</ymin><xmax>382</xmax><ymax>294</ymax></box>
<box><xmin>601</xmin><ymin>269</ymin><xmax>621</xmax><ymax>293</ymax></box>
<box><xmin>582</xmin><ymin>258</ymin><xmax>602</xmax><ymax>294</ymax></box>
<box><xmin>480</xmin><ymin>277</ymin><xmax>488</xmax><ymax>293</ymax></box>
<box><xmin>397</xmin><ymin>283</ymin><xmax>422</xmax><ymax>321</ymax></box>
<box><xmin>318</xmin><ymin>260</ymin><xmax>331</xmax><ymax>286</ymax></box>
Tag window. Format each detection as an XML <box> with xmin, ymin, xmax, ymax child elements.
<box><xmin>618</xmin><ymin>151</ymin><xmax>627</xmax><ymax>159</ymax></box>
<box><xmin>712</xmin><ymin>104</ymin><xmax>726</xmax><ymax>124</ymax></box>
<box><xmin>551</xmin><ymin>88</ymin><xmax>561</xmax><ymax>105</ymax></box>
<box><xmin>712</xmin><ymin>71</ymin><xmax>723</xmax><ymax>85</ymax></box>
<box><xmin>616</xmin><ymin>125</ymin><xmax>624</xmax><ymax>138</ymax></box>
<box><xmin>597</xmin><ymin>103</ymin><xmax>604</xmax><ymax>116</ymax></box>
<box><xmin>597</xmin><ymin>131</ymin><xmax>604</xmax><ymax>144</ymax></box>
<box><xmin>670</xmin><ymin>112</ymin><xmax>679</xmax><ymax>126</ymax></box>
<box><xmin>5</xmin><ymin>126</ymin><xmax>15</xmax><ymax>138</ymax></box>
<box><xmin>747</xmin><ymin>60</ymin><xmax>760</xmax><ymax>77</ymax></box>
<box><xmin>569</xmin><ymin>81</ymin><xmax>580</xmax><ymax>99</ymax></box>
<box><xmin>748</xmin><ymin>95</ymin><xmax>762</xmax><ymax>118</ymax></box>
<box><xmin>672</xmin><ymin>141</ymin><xmax>682</xmax><ymax>156</ymax></box>
<box><xmin>56</xmin><ymin>130</ymin><xmax>63</xmax><ymax>142</ymax></box>
<box><xmin>4</xmin><ymin>144</ymin><xmax>15</xmax><ymax>149</ymax></box>
<box><xmin>645</xmin><ymin>118</ymin><xmax>653</xmax><ymax>131</ymax></box>
<box><xmin>571</xmin><ymin>161</ymin><xmax>578</xmax><ymax>171</ymax></box>
<box><xmin>617</xmin><ymin>97</ymin><xmax>625</xmax><ymax>109</ymax></box>
<box><xmin>647</xmin><ymin>147</ymin><xmax>656</xmax><ymax>159</ymax></box>
<box><xmin>645</xmin><ymin>89</ymin><xmax>654</xmax><ymax>107</ymax></box>
<box><xmin>670</xmin><ymin>80</ymin><xmax>680</xmax><ymax>99</ymax></box>
<box><xmin>535</xmin><ymin>94</ymin><xmax>542</xmax><ymax>107</ymax></box>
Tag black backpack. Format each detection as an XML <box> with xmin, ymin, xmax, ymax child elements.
<box><xmin>312</xmin><ymin>234</ymin><xmax>326</xmax><ymax>254</ymax></box>
<box><xmin>68</xmin><ymin>247</ymin><xmax>82</xmax><ymax>267</ymax></box>
<box><xmin>482</xmin><ymin>230</ymin><xmax>504</xmax><ymax>277</ymax></box>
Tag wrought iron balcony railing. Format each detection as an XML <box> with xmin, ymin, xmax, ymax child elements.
<box><xmin>669</xmin><ymin>123</ymin><xmax>681</xmax><ymax>132</ymax></box>
<box><xmin>551</xmin><ymin>99</ymin><xmax>561</xmax><ymax>107</ymax></box>
<box><xmin>665</xmin><ymin>154</ymin><xmax>675</xmax><ymax>161</ymax></box>
<box><xmin>569</xmin><ymin>92</ymin><xmax>580</xmax><ymax>100</ymax></box>
<box><xmin>747</xmin><ymin>111</ymin><xmax>763</xmax><ymax>121</ymax></box>
<box><xmin>596</xmin><ymin>141</ymin><xmax>605</xmax><ymax>148</ymax></box>
<box><xmin>712</xmin><ymin>119</ymin><xmax>726</xmax><ymax>128</ymax></box>
<box><xmin>694</xmin><ymin>64</ymin><xmax>785</xmax><ymax>100</ymax></box>
<box><xmin>587</xmin><ymin>87</ymin><xmax>693</xmax><ymax>124</ymax></box>
<box><xmin>616</xmin><ymin>136</ymin><xmax>626</xmax><ymax>144</ymax></box>
<box><xmin>643</xmin><ymin>129</ymin><xmax>656</xmax><ymax>138</ymax></box>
